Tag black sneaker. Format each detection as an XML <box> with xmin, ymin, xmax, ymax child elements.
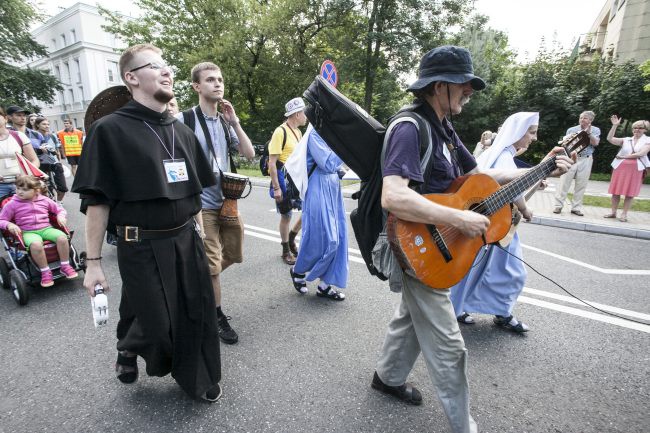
<box><xmin>371</xmin><ymin>371</ymin><xmax>422</xmax><ymax>405</ymax></box>
<box><xmin>217</xmin><ymin>315</ymin><xmax>239</xmax><ymax>344</ymax></box>
<box><xmin>201</xmin><ymin>384</ymin><xmax>222</xmax><ymax>402</ymax></box>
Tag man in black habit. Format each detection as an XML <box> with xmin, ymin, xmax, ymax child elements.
<box><xmin>72</xmin><ymin>43</ymin><xmax>222</xmax><ymax>402</ymax></box>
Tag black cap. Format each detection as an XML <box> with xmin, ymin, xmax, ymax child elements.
<box><xmin>407</xmin><ymin>45</ymin><xmax>486</xmax><ymax>92</ymax></box>
<box><xmin>6</xmin><ymin>105</ymin><xmax>31</xmax><ymax>116</ymax></box>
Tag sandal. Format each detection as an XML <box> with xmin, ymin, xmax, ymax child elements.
<box><xmin>288</xmin><ymin>231</ymin><xmax>299</xmax><ymax>256</ymax></box>
<box><xmin>290</xmin><ymin>267</ymin><xmax>307</xmax><ymax>294</ymax></box>
<box><xmin>115</xmin><ymin>351</ymin><xmax>138</xmax><ymax>384</ymax></box>
<box><xmin>494</xmin><ymin>315</ymin><xmax>529</xmax><ymax>333</ymax></box>
<box><xmin>282</xmin><ymin>251</ymin><xmax>296</xmax><ymax>265</ymax></box>
<box><xmin>457</xmin><ymin>312</ymin><xmax>475</xmax><ymax>324</ymax></box>
<box><xmin>603</xmin><ymin>214</ymin><xmax>617</xmax><ymax>218</ymax></box>
<box><xmin>316</xmin><ymin>286</ymin><xmax>345</xmax><ymax>301</ymax></box>
<box><xmin>201</xmin><ymin>384</ymin><xmax>222</xmax><ymax>403</ymax></box>
<box><xmin>371</xmin><ymin>371</ymin><xmax>422</xmax><ymax>405</ymax></box>
<box><xmin>619</xmin><ymin>217</ymin><xmax>628</xmax><ymax>222</ymax></box>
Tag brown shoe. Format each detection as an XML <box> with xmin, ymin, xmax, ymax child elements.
<box><xmin>282</xmin><ymin>252</ymin><xmax>296</xmax><ymax>265</ymax></box>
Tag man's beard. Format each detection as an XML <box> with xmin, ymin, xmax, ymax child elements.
<box><xmin>154</xmin><ymin>88</ymin><xmax>174</xmax><ymax>104</ymax></box>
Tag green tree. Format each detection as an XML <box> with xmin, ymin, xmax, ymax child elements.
<box><xmin>452</xmin><ymin>14</ymin><xmax>516</xmax><ymax>150</ymax></box>
<box><xmin>102</xmin><ymin>0</ymin><xmax>356</xmax><ymax>142</ymax></box>
<box><xmin>592</xmin><ymin>60</ymin><xmax>650</xmax><ymax>173</ymax></box>
<box><xmin>0</xmin><ymin>0</ymin><xmax>61</xmax><ymax>110</ymax></box>
<box><xmin>640</xmin><ymin>59</ymin><xmax>650</xmax><ymax>92</ymax></box>
<box><xmin>357</xmin><ymin>0</ymin><xmax>472</xmax><ymax>112</ymax></box>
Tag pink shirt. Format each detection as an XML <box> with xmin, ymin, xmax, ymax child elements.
<box><xmin>0</xmin><ymin>194</ymin><xmax>66</xmax><ymax>231</ymax></box>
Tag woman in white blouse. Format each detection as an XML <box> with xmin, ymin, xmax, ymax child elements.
<box><xmin>605</xmin><ymin>116</ymin><xmax>650</xmax><ymax>222</ymax></box>
<box><xmin>0</xmin><ymin>108</ymin><xmax>40</xmax><ymax>198</ymax></box>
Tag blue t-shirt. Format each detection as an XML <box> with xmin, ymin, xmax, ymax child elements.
<box><xmin>383</xmin><ymin>117</ymin><xmax>476</xmax><ymax>194</ymax></box>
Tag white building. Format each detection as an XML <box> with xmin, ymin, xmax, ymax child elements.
<box><xmin>580</xmin><ymin>0</ymin><xmax>650</xmax><ymax>63</ymax></box>
<box><xmin>28</xmin><ymin>2</ymin><xmax>128</xmax><ymax>131</ymax></box>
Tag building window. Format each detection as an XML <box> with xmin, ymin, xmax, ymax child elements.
<box><xmin>54</xmin><ymin>65</ymin><xmax>61</xmax><ymax>80</ymax></box>
<box><xmin>68</xmin><ymin>89</ymin><xmax>74</xmax><ymax>104</ymax></box>
<box><xmin>70</xmin><ymin>29</ymin><xmax>76</xmax><ymax>43</ymax></box>
<box><xmin>63</xmin><ymin>61</ymin><xmax>70</xmax><ymax>83</ymax></box>
<box><xmin>107</xmin><ymin>60</ymin><xmax>119</xmax><ymax>82</ymax></box>
<box><xmin>58</xmin><ymin>91</ymin><xmax>64</xmax><ymax>106</ymax></box>
<box><xmin>51</xmin><ymin>38</ymin><xmax>56</xmax><ymax>50</ymax></box>
<box><xmin>60</xmin><ymin>33</ymin><xmax>66</xmax><ymax>47</ymax></box>
<box><xmin>74</xmin><ymin>58</ymin><xmax>81</xmax><ymax>83</ymax></box>
<box><xmin>78</xmin><ymin>86</ymin><xmax>84</xmax><ymax>102</ymax></box>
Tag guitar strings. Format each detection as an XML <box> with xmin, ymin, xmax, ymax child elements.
<box><xmin>433</xmin><ymin>158</ymin><xmax>556</xmax><ymax>240</ymax></box>
<box><xmin>495</xmin><ymin>244</ymin><xmax>650</xmax><ymax>326</ymax></box>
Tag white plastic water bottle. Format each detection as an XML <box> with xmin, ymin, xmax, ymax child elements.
<box><xmin>91</xmin><ymin>284</ymin><xmax>109</xmax><ymax>327</ymax></box>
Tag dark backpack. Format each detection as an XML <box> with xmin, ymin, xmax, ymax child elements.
<box><xmin>303</xmin><ymin>75</ymin><xmax>432</xmax><ymax>279</ymax></box>
<box><xmin>259</xmin><ymin>125</ymin><xmax>287</xmax><ymax>176</ymax></box>
<box><xmin>181</xmin><ymin>107</ymin><xmax>238</xmax><ymax>173</ymax></box>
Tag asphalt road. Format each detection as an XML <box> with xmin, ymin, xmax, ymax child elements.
<box><xmin>0</xmin><ymin>185</ymin><xmax>648</xmax><ymax>433</ymax></box>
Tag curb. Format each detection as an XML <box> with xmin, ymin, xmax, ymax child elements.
<box><xmin>530</xmin><ymin>216</ymin><xmax>650</xmax><ymax>240</ymax></box>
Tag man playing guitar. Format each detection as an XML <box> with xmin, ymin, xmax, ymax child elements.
<box><xmin>371</xmin><ymin>46</ymin><xmax>574</xmax><ymax>433</ymax></box>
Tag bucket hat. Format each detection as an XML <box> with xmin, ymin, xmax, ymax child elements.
<box><xmin>407</xmin><ymin>45</ymin><xmax>486</xmax><ymax>92</ymax></box>
<box><xmin>284</xmin><ymin>97</ymin><xmax>305</xmax><ymax>117</ymax></box>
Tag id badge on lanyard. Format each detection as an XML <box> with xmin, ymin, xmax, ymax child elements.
<box><xmin>163</xmin><ymin>159</ymin><xmax>189</xmax><ymax>183</ymax></box>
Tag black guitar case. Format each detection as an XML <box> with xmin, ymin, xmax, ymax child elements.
<box><xmin>303</xmin><ymin>76</ymin><xmax>385</xmax><ymax>182</ymax></box>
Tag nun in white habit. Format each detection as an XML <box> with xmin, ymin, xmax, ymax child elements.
<box><xmin>450</xmin><ymin>112</ymin><xmax>540</xmax><ymax>333</ymax></box>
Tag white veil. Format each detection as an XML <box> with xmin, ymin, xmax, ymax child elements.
<box><xmin>476</xmin><ymin>112</ymin><xmax>539</xmax><ymax>170</ymax></box>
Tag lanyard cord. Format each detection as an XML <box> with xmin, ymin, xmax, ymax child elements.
<box><xmin>143</xmin><ymin>121</ymin><xmax>175</xmax><ymax>159</ymax></box>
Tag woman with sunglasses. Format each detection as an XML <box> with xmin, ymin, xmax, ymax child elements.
<box><xmin>604</xmin><ymin>116</ymin><xmax>650</xmax><ymax>222</ymax></box>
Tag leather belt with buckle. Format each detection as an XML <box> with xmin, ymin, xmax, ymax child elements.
<box><xmin>116</xmin><ymin>219</ymin><xmax>193</xmax><ymax>242</ymax></box>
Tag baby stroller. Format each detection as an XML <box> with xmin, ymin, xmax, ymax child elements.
<box><xmin>0</xmin><ymin>195</ymin><xmax>86</xmax><ymax>306</ymax></box>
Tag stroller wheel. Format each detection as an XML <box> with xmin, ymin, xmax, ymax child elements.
<box><xmin>9</xmin><ymin>269</ymin><xmax>30</xmax><ymax>306</ymax></box>
<box><xmin>0</xmin><ymin>258</ymin><xmax>10</xmax><ymax>290</ymax></box>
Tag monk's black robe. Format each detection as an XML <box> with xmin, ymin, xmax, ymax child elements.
<box><xmin>72</xmin><ymin>100</ymin><xmax>220</xmax><ymax>399</ymax></box>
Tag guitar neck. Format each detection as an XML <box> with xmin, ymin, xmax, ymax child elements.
<box><xmin>480</xmin><ymin>157</ymin><xmax>556</xmax><ymax>215</ymax></box>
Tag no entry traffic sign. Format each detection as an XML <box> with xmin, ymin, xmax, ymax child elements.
<box><xmin>320</xmin><ymin>60</ymin><xmax>338</xmax><ymax>88</ymax></box>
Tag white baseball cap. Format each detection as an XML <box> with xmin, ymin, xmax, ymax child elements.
<box><xmin>284</xmin><ymin>97</ymin><xmax>305</xmax><ymax>117</ymax></box>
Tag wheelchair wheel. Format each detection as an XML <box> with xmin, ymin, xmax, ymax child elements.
<box><xmin>78</xmin><ymin>251</ymin><xmax>87</xmax><ymax>272</ymax></box>
<box><xmin>9</xmin><ymin>269</ymin><xmax>30</xmax><ymax>306</ymax></box>
<box><xmin>0</xmin><ymin>258</ymin><xmax>10</xmax><ymax>290</ymax></box>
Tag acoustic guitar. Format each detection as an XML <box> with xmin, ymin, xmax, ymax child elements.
<box><xmin>499</xmin><ymin>131</ymin><xmax>591</xmax><ymax>247</ymax></box>
<box><xmin>387</xmin><ymin>131</ymin><xmax>590</xmax><ymax>290</ymax></box>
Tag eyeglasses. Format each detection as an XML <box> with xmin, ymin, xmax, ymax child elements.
<box><xmin>128</xmin><ymin>62</ymin><xmax>175</xmax><ymax>78</ymax></box>
<box><xmin>633</xmin><ymin>127</ymin><xmax>646</xmax><ymax>130</ymax></box>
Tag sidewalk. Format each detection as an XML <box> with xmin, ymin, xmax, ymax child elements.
<box><xmin>251</xmin><ymin>177</ymin><xmax>650</xmax><ymax>240</ymax></box>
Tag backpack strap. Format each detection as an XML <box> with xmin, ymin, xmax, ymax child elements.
<box><xmin>275</xmin><ymin>125</ymin><xmax>288</xmax><ymax>171</ymax></box>
<box><xmin>181</xmin><ymin>109</ymin><xmax>196</xmax><ymax>132</ymax></box>
<box><xmin>8</xmin><ymin>130</ymin><xmax>25</xmax><ymax>154</ymax></box>
<box><xmin>378</xmin><ymin>112</ymin><xmax>433</xmax><ymax>223</ymax></box>
<box><xmin>279</xmin><ymin>125</ymin><xmax>287</xmax><ymax>151</ymax></box>
<box><xmin>380</xmin><ymin>112</ymin><xmax>432</xmax><ymax>178</ymax></box>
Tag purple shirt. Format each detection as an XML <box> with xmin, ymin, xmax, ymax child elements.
<box><xmin>383</xmin><ymin>120</ymin><xmax>476</xmax><ymax>194</ymax></box>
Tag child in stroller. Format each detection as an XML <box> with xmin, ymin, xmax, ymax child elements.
<box><xmin>0</xmin><ymin>175</ymin><xmax>77</xmax><ymax>287</ymax></box>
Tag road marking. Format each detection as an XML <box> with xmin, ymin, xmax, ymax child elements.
<box><xmin>244</xmin><ymin>224</ymin><xmax>649</xmax><ymax>331</ymax></box>
<box><xmin>523</xmin><ymin>287</ymin><xmax>650</xmax><ymax>321</ymax></box>
<box><xmin>522</xmin><ymin>244</ymin><xmax>650</xmax><ymax>275</ymax></box>
<box><xmin>518</xmin><ymin>296</ymin><xmax>650</xmax><ymax>333</ymax></box>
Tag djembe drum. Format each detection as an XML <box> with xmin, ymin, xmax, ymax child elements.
<box><xmin>220</xmin><ymin>172</ymin><xmax>252</xmax><ymax>222</ymax></box>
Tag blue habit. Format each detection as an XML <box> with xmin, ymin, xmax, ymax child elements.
<box><xmin>450</xmin><ymin>146</ymin><xmax>527</xmax><ymax>317</ymax></box>
<box><xmin>294</xmin><ymin>132</ymin><xmax>348</xmax><ymax>288</ymax></box>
